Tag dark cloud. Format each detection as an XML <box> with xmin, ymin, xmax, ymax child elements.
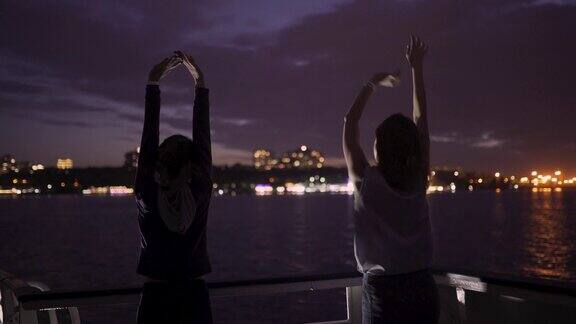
<box><xmin>0</xmin><ymin>0</ymin><xmax>575</xmax><ymax>173</ymax></box>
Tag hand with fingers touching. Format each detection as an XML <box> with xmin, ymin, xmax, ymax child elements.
<box><xmin>174</xmin><ymin>50</ymin><xmax>205</xmax><ymax>88</ymax></box>
<box><xmin>148</xmin><ymin>55</ymin><xmax>182</xmax><ymax>83</ymax></box>
<box><xmin>406</xmin><ymin>35</ymin><xmax>428</xmax><ymax>69</ymax></box>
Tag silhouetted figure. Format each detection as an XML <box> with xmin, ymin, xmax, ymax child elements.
<box><xmin>343</xmin><ymin>36</ymin><xmax>439</xmax><ymax>323</ymax></box>
<box><xmin>135</xmin><ymin>51</ymin><xmax>213</xmax><ymax>324</ymax></box>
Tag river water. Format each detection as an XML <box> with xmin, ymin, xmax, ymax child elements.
<box><xmin>1</xmin><ymin>190</ymin><xmax>575</xmax><ymax>323</ymax></box>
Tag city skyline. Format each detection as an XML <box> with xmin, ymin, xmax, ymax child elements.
<box><xmin>2</xmin><ymin>150</ymin><xmax>576</xmax><ymax>180</ymax></box>
<box><xmin>1</xmin><ymin>1</ymin><xmax>575</xmax><ymax>173</ymax></box>
<box><xmin>3</xmin><ymin>145</ymin><xmax>576</xmax><ymax>197</ymax></box>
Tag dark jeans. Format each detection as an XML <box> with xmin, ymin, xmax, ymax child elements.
<box><xmin>362</xmin><ymin>269</ymin><xmax>439</xmax><ymax>324</ymax></box>
<box><xmin>137</xmin><ymin>279</ymin><xmax>213</xmax><ymax>324</ymax></box>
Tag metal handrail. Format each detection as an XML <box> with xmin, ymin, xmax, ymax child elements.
<box><xmin>11</xmin><ymin>268</ymin><xmax>576</xmax><ymax>309</ymax></box>
<box><xmin>4</xmin><ymin>267</ymin><xmax>576</xmax><ymax>323</ymax></box>
<box><xmin>17</xmin><ymin>272</ymin><xmax>361</xmax><ymax>310</ymax></box>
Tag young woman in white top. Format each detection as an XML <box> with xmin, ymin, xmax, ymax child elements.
<box><xmin>343</xmin><ymin>36</ymin><xmax>439</xmax><ymax>323</ymax></box>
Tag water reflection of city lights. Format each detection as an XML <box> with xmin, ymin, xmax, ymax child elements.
<box><xmin>251</xmin><ymin>181</ymin><xmax>356</xmax><ymax>196</ymax></box>
<box><xmin>522</xmin><ymin>188</ymin><xmax>570</xmax><ymax>280</ymax></box>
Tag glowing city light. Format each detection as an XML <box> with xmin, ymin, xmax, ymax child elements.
<box><xmin>254</xmin><ymin>184</ymin><xmax>274</xmax><ymax>195</ymax></box>
<box><xmin>109</xmin><ymin>186</ymin><xmax>134</xmax><ymax>195</ymax></box>
<box><xmin>286</xmin><ymin>183</ymin><xmax>306</xmax><ymax>194</ymax></box>
<box><xmin>31</xmin><ymin>164</ymin><xmax>44</xmax><ymax>171</ymax></box>
<box><xmin>57</xmin><ymin>158</ymin><xmax>73</xmax><ymax>170</ymax></box>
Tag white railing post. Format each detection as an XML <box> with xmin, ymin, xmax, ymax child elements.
<box><xmin>455</xmin><ymin>287</ymin><xmax>467</xmax><ymax>323</ymax></box>
<box><xmin>68</xmin><ymin>308</ymin><xmax>81</xmax><ymax>324</ymax></box>
<box><xmin>346</xmin><ymin>286</ymin><xmax>362</xmax><ymax>324</ymax></box>
<box><xmin>0</xmin><ymin>282</ymin><xmax>37</xmax><ymax>324</ymax></box>
<box><xmin>17</xmin><ymin>307</ymin><xmax>39</xmax><ymax>324</ymax></box>
<box><xmin>0</xmin><ymin>292</ymin><xmax>39</xmax><ymax>324</ymax></box>
<box><xmin>27</xmin><ymin>282</ymin><xmax>58</xmax><ymax>324</ymax></box>
<box><xmin>0</xmin><ymin>278</ymin><xmax>81</xmax><ymax>324</ymax></box>
<box><xmin>306</xmin><ymin>285</ymin><xmax>363</xmax><ymax>324</ymax></box>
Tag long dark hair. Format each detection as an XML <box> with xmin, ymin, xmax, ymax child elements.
<box><xmin>375</xmin><ymin>114</ymin><xmax>426</xmax><ymax>193</ymax></box>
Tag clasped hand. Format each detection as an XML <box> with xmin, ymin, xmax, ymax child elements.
<box><xmin>148</xmin><ymin>51</ymin><xmax>204</xmax><ymax>87</ymax></box>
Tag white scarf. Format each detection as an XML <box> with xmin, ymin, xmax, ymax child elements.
<box><xmin>154</xmin><ymin>165</ymin><xmax>196</xmax><ymax>235</ymax></box>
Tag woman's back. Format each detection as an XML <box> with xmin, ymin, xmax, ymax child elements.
<box><xmin>354</xmin><ymin>166</ymin><xmax>433</xmax><ymax>275</ymax></box>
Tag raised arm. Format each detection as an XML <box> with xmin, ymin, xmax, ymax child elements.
<box><xmin>175</xmin><ymin>51</ymin><xmax>212</xmax><ymax>175</ymax></box>
<box><xmin>192</xmin><ymin>87</ymin><xmax>211</xmax><ymax>175</ymax></box>
<box><xmin>406</xmin><ymin>36</ymin><xmax>430</xmax><ymax>173</ymax></box>
<box><xmin>135</xmin><ymin>56</ymin><xmax>181</xmax><ymax>193</ymax></box>
<box><xmin>343</xmin><ymin>73</ymin><xmax>399</xmax><ymax>183</ymax></box>
<box><xmin>343</xmin><ymin>84</ymin><xmax>371</xmax><ymax>183</ymax></box>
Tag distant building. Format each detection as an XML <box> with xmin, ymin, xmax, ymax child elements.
<box><xmin>57</xmin><ymin>158</ymin><xmax>74</xmax><ymax>170</ymax></box>
<box><xmin>124</xmin><ymin>147</ymin><xmax>139</xmax><ymax>169</ymax></box>
<box><xmin>253</xmin><ymin>149</ymin><xmax>277</xmax><ymax>170</ymax></box>
<box><xmin>253</xmin><ymin>146</ymin><xmax>325</xmax><ymax>170</ymax></box>
<box><xmin>277</xmin><ymin>145</ymin><xmax>325</xmax><ymax>170</ymax></box>
<box><xmin>1</xmin><ymin>155</ymin><xmax>17</xmax><ymax>174</ymax></box>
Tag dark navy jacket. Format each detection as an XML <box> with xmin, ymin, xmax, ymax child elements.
<box><xmin>135</xmin><ymin>85</ymin><xmax>212</xmax><ymax>280</ymax></box>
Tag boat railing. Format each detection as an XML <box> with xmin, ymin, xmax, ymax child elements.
<box><xmin>2</xmin><ymin>267</ymin><xmax>576</xmax><ymax>323</ymax></box>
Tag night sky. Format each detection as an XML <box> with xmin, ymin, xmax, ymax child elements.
<box><xmin>1</xmin><ymin>0</ymin><xmax>575</xmax><ymax>174</ymax></box>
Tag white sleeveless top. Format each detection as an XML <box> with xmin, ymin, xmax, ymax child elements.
<box><xmin>353</xmin><ymin>166</ymin><xmax>433</xmax><ymax>275</ymax></box>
